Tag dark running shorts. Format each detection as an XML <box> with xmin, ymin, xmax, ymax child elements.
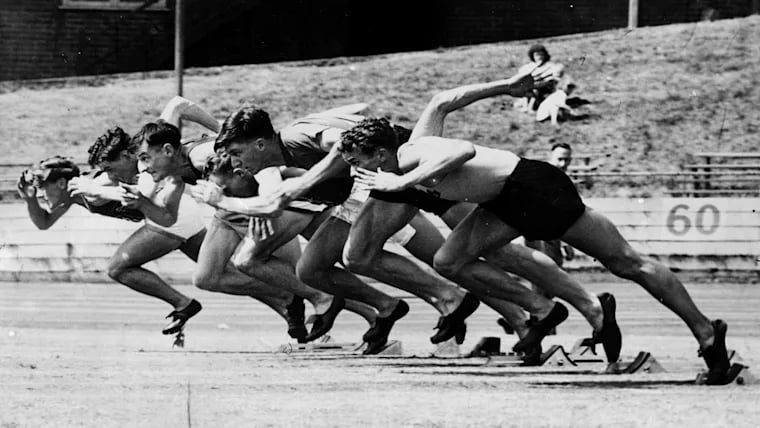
<box><xmin>481</xmin><ymin>158</ymin><xmax>585</xmax><ymax>241</ymax></box>
<box><xmin>369</xmin><ymin>188</ymin><xmax>458</xmax><ymax>216</ymax></box>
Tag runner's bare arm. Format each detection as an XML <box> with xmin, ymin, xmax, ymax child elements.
<box><xmin>160</xmin><ymin>96</ymin><xmax>221</xmax><ymax>133</ymax></box>
<box><xmin>121</xmin><ymin>176</ymin><xmax>183</xmax><ymax>226</ymax></box>
<box><xmin>189</xmin><ymin>180</ymin><xmax>281</xmax><ymax>217</ymax></box>
<box><xmin>274</xmin><ymin>130</ymin><xmax>349</xmax><ymax>203</ymax></box>
<box><xmin>215</xmin><ymin>194</ymin><xmax>281</xmax><ymax>217</ymax></box>
<box><xmin>409</xmin><ymin>74</ymin><xmax>534</xmax><ymax>141</ymax></box>
<box><xmin>68</xmin><ymin>175</ymin><xmax>127</xmax><ymax>203</ymax></box>
<box><xmin>353</xmin><ymin>137</ymin><xmax>475</xmax><ymax>192</ymax></box>
<box><xmin>24</xmin><ymin>198</ymin><xmax>73</xmax><ymax>230</ymax></box>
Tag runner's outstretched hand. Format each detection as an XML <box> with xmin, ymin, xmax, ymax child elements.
<box><xmin>353</xmin><ymin>167</ymin><xmax>407</xmax><ymax>192</ymax></box>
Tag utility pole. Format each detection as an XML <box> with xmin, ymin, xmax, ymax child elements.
<box><xmin>174</xmin><ymin>0</ymin><xmax>184</xmax><ymax>96</ymax></box>
<box><xmin>628</xmin><ymin>0</ymin><xmax>639</xmax><ymax>29</ymax></box>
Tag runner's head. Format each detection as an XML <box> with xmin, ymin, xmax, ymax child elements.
<box><xmin>29</xmin><ymin>156</ymin><xmax>80</xmax><ymax>206</ymax></box>
<box><xmin>338</xmin><ymin>117</ymin><xmax>400</xmax><ymax>172</ymax></box>
<box><xmin>203</xmin><ymin>152</ymin><xmax>259</xmax><ymax>197</ymax></box>
<box><xmin>214</xmin><ymin>105</ymin><xmax>278</xmax><ymax>176</ymax></box>
<box><xmin>550</xmin><ymin>142</ymin><xmax>572</xmax><ymax>172</ymax></box>
<box><xmin>131</xmin><ymin>120</ymin><xmax>182</xmax><ymax>182</ymax></box>
<box><xmin>87</xmin><ymin>126</ymin><xmax>139</xmax><ymax>183</ymax></box>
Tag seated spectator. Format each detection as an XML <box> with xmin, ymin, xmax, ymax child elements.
<box><xmin>515</xmin><ymin>44</ymin><xmax>566</xmax><ymax>112</ymax></box>
<box><xmin>535</xmin><ymin>78</ymin><xmax>577</xmax><ymax>125</ymax></box>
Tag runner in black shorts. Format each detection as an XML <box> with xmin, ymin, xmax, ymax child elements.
<box><xmin>341</xmin><ymin>73</ymin><xmax>733</xmax><ymax>384</ymax></box>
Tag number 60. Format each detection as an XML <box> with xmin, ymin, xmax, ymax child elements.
<box><xmin>666</xmin><ymin>204</ymin><xmax>720</xmax><ymax>236</ymax></box>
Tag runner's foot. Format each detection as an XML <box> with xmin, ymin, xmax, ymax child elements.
<box><xmin>363</xmin><ymin>300</ymin><xmax>409</xmax><ymax>343</ymax></box>
<box><xmin>512</xmin><ymin>302</ymin><xmax>568</xmax><ymax>364</ymax></box>
<box><xmin>592</xmin><ymin>292</ymin><xmax>622</xmax><ymax>363</ymax></box>
<box><xmin>285</xmin><ymin>297</ymin><xmax>308</xmax><ymax>343</ymax></box>
<box><xmin>162</xmin><ymin>299</ymin><xmax>202</xmax><ymax>335</ymax></box>
<box><xmin>430</xmin><ymin>293</ymin><xmax>480</xmax><ymax>344</ymax></box>
<box><xmin>699</xmin><ymin>319</ymin><xmax>731</xmax><ymax>385</ymax></box>
<box><xmin>304</xmin><ymin>296</ymin><xmax>345</xmax><ymax>342</ymax></box>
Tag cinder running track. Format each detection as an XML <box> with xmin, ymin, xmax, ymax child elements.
<box><xmin>1</xmin><ymin>281</ymin><xmax>758</xmax><ymax>427</ymax></box>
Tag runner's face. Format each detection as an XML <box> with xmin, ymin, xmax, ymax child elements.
<box><xmin>227</xmin><ymin>140</ymin><xmax>266</xmax><ymax>175</ymax></box>
<box><xmin>98</xmin><ymin>151</ymin><xmax>137</xmax><ymax>183</ymax></box>
<box><xmin>209</xmin><ymin>169</ymin><xmax>258</xmax><ymax>197</ymax></box>
<box><xmin>38</xmin><ymin>178</ymin><xmax>67</xmax><ymax>206</ymax></box>
<box><xmin>550</xmin><ymin>147</ymin><xmax>572</xmax><ymax>172</ymax></box>
<box><xmin>341</xmin><ymin>148</ymin><xmax>383</xmax><ymax>172</ymax></box>
<box><xmin>137</xmin><ymin>140</ymin><xmax>174</xmax><ymax>182</ymax></box>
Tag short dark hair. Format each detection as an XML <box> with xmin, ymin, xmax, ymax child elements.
<box><xmin>528</xmin><ymin>44</ymin><xmax>551</xmax><ymax>62</ymax></box>
<box><xmin>87</xmin><ymin>127</ymin><xmax>135</xmax><ymax>167</ymax></box>
<box><xmin>214</xmin><ymin>105</ymin><xmax>276</xmax><ymax>151</ymax></box>
<box><xmin>132</xmin><ymin>119</ymin><xmax>181</xmax><ymax>150</ymax></box>
<box><xmin>338</xmin><ymin>117</ymin><xmax>399</xmax><ymax>155</ymax></box>
<box><xmin>203</xmin><ymin>152</ymin><xmax>259</xmax><ymax>196</ymax></box>
<box><xmin>31</xmin><ymin>156</ymin><xmax>80</xmax><ymax>185</ymax></box>
<box><xmin>551</xmin><ymin>142</ymin><xmax>572</xmax><ymax>152</ymax></box>
<box><xmin>203</xmin><ymin>152</ymin><xmax>235</xmax><ymax>179</ymax></box>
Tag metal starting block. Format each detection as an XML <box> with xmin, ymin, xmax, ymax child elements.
<box><xmin>468</xmin><ymin>337</ymin><xmax>504</xmax><ymax>357</ymax></box>
<box><xmin>605</xmin><ymin>351</ymin><xmax>666</xmax><ymax>374</ymax></box>
<box><xmin>535</xmin><ymin>344</ymin><xmax>666</xmax><ymax>374</ymax></box>
<box><xmin>568</xmin><ymin>337</ymin><xmax>605</xmax><ymax>363</ymax></box>
<box><xmin>431</xmin><ymin>337</ymin><xmax>462</xmax><ymax>358</ymax></box>
<box><xmin>276</xmin><ymin>334</ymin><xmax>403</xmax><ymax>356</ymax></box>
<box><xmin>172</xmin><ymin>331</ymin><xmax>185</xmax><ymax>349</ymax></box>
<box><xmin>376</xmin><ymin>340</ymin><xmax>403</xmax><ymax>356</ymax></box>
<box><xmin>695</xmin><ymin>351</ymin><xmax>756</xmax><ymax>386</ymax></box>
<box><xmin>277</xmin><ymin>334</ymin><xmax>361</xmax><ymax>354</ymax></box>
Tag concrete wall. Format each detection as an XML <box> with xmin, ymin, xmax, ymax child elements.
<box><xmin>1</xmin><ymin>198</ymin><xmax>758</xmax><ymax>283</ymax></box>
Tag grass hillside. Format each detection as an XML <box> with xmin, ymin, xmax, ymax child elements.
<box><xmin>1</xmin><ymin>16</ymin><xmax>758</xmax><ymax>196</ymax></box>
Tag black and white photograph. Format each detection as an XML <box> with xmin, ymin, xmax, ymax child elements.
<box><xmin>1</xmin><ymin>1</ymin><xmax>759</xmax><ymax>426</ymax></box>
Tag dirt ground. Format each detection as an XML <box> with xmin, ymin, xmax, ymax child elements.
<box><xmin>1</xmin><ymin>280</ymin><xmax>758</xmax><ymax>427</ymax></box>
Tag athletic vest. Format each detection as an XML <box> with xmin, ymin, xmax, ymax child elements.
<box><xmin>177</xmin><ymin>135</ymin><xmax>215</xmax><ymax>185</ymax></box>
<box><xmin>77</xmin><ymin>171</ymin><xmax>144</xmax><ymax>221</ymax></box>
<box><xmin>279</xmin><ymin>113</ymin><xmax>411</xmax><ymax>206</ymax></box>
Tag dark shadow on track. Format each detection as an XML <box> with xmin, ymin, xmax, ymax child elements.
<box><xmin>531</xmin><ymin>379</ymin><xmax>696</xmax><ymax>389</ymax></box>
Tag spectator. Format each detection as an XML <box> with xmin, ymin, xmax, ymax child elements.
<box><xmin>515</xmin><ymin>44</ymin><xmax>566</xmax><ymax>112</ymax></box>
<box><xmin>535</xmin><ymin>79</ymin><xmax>577</xmax><ymax>125</ymax></box>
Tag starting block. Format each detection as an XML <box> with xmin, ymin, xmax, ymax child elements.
<box><xmin>568</xmin><ymin>337</ymin><xmax>605</xmax><ymax>363</ymax></box>
<box><xmin>536</xmin><ymin>344</ymin><xmax>666</xmax><ymax>374</ymax></box>
<box><xmin>539</xmin><ymin>345</ymin><xmax>577</xmax><ymax>367</ymax></box>
<box><xmin>695</xmin><ymin>351</ymin><xmax>756</xmax><ymax>386</ymax></box>
<box><xmin>276</xmin><ymin>334</ymin><xmax>404</xmax><ymax>356</ymax></box>
<box><xmin>375</xmin><ymin>340</ymin><xmax>403</xmax><ymax>356</ymax></box>
<box><xmin>172</xmin><ymin>331</ymin><xmax>185</xmax><ymax>348</ymax></box>
<box><xmin>606</xmin><ymin>351</ymin><xmax>666</xmax><ymax>374</ymax></box>
<box><xmin>276</xmin><ymin>334</ymin><xmax>362</xmax><ymax>354</ymax></box>
<box><xmin>432</xmin><ymin>337</ymin><xmax>461</xmax><ymax>358</ymax></box>
<box><xmin>468</xmin><ymin>337</ymin><xmax>504</xmax><ymax>357</ymax></box>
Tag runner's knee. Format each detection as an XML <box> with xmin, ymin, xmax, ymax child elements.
<box><xmin>231</xmin><ymin>253</ymin><xmax>259</xmax><ymax>274</ymax></box>
<box><xmin>192</xmin><ymin>270</ymin><xmax>220</xmax><ymax>291</ymax></box>
<box><xmin>106</xmin><ymin>258</ymin><xmax>131</xmax><ymax>282</ymax></box>
<box><xmin>341</xmin><ymin>244</ymin><xmax>376</xmax><ymax>275</ymax></box>
<box><xmin>295</xmin><ymin>257</ymin><xmax>321</xmax><ymax>286</ymax></box>
<box><xmin>432</xmin><ymin>250</ymin><xmax>465</xmax><ymax>278</ymax></box>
